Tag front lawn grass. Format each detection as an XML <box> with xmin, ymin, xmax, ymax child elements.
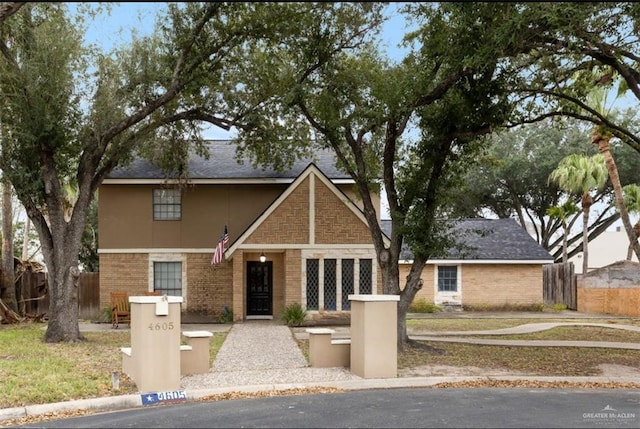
<box><xmin>0</xmin><ymin>323</ymin><xmax>226</xmax><ymax>409</ymax></box>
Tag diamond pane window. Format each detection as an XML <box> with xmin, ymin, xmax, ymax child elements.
<box><xmin>306</xmin><ymin>259</ymin><xmax>319</xmax><ymax>310</ymax></box>
<box><xmin>341</xmin><ymin>259</ymin><xmax>354</xmax><ymax>310</ymax></box>
<box><xmin>324</xmin><ymin>259</ymin><xmax>337</xmax><ymax>310</ymax></box>
<box><xmin>359</xmin><ymin>259</ymin><xmax>372</xmax><ymax>294</ymax></box>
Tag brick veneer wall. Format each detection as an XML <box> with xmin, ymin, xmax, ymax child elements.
<box><xmin>246</xmin><ymin>179</ymin><xmax>309</xmax><ymax>244</ymax></box>
<box><xmin>402</xmin><ymin>263</ymin><xmax>543</xmax><ymax>305</ymax></box>
<box><xmin>408</xmin><ymin>265</ymin><xmax>436</xmax><ymax>302</ymax></box>
<box><xmin>315</xmin><ymin>180</ymin><xmax>372</xmax><ymax>244</ymax></box>
<box><xmin>186</xmin><ymin>254</ymin><xmax>232</xmax><ymax>316</ymax></box>
<box><xmin>285</xmin><ymin>249</ymin><xmax>302</xmax><ymax>307</ymax></box>
<box><xmin>99</xmin><ymin>253</ymin><xmax>148</xmax><ymax>310</ymax></box>
<box><xmin>271</xmin><ymin>252</ymin><xmax>285</xmax><ymax>317</ymax></box>
<box><xmin>461</xmin><ymin>264</ymin><xmax>542</xmax><ymax>305</ymax></box>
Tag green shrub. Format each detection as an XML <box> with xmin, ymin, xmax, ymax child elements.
<box><xmin>462</xmin><ymin>302</ymin><xmax>545</xmax><ymax>312</ymax></box>
<box><xmin>99</xmin><ymin>307</ymin><xmax>112</xmax><ymax>323</ymax></box>
<box><xmin>281</xmin><ymin>302</ymin><xmax>307</xmax><ymax>327</ymax></box>
<box><xmin>551</xmin><ymin>303</ymin><xmax>568</xmax><ymax>312</ymax></box>
<box><xmin>217</xmin><ymin>306</ymin><xmax>234</xmax><ymax>324</ymax></box>
<box><xmin>408</xmin><ymin>298</ymin><xmax>442</xmax><ymax>313</ymax></box>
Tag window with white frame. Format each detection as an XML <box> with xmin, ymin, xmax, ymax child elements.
<box><xmin>153</xmin><ymin>188</ymin><xmax>181</xmax><ymax>220</ymax></box>
<box><xmin>437</xmin><ymin>265</ymin><xmax>458</xmax><ymax>292</ymax></box>
<box><xmin>153</xmin><ymin>261</ymin><xmax>182</xmax><ymax>296</ymax></box>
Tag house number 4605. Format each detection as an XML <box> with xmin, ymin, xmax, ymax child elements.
<box><xmin>148</xmin><ymin>322</ymin><xmax>174</xmax><ymax>331</ymax></box>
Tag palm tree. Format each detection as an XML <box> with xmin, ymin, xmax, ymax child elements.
<box><xmin>622</xmin><ymin>184</ymin><xmax>640</xmax><ymax>261</ymax></box>
<box><xmin>548</xmin><ymin>153</ymin><xmax>608</xmax><ymax>274</ymax></box>
<box><xmin>546</xmin><ymin>200</ymin><xmax>580</xmax><ymax>263</ymax></box>
<box><xmin>587</xmin><ymin>81</ymin><xmax>640</xmax><ymax>262</ymax></box>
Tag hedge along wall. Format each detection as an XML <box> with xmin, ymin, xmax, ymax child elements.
<box><xmin>577</xmin><ymin>260</ymin><xmax>640</xmax><ymax>317</ymax></box>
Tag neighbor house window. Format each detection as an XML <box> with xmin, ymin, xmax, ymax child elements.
<box><xmin>437</xmin><ymin>265</ymin><xmax>458</xmax><ymax>292</ymax></box>
<box><xmin>153</xmin><ymin>262</ymin><xmax>182</xmax><ymax>296</ymax></box>
<box><xmin>153</xmin><ymin>188</ymin><xmax>181</xmax><ymax>220</ymax></box>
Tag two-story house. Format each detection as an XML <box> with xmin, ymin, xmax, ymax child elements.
<box><xmin>98</xmin><ymin>140</ymin><xmax>554</xmax><ymax>322</ymax></box>
<box><xmin>98</xmin><ymin>140</ymin><xmax>382</xmax><ymax>322</ymax></box>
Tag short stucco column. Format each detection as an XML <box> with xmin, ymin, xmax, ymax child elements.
<box><xmin>129</xmin><ymin>295</ymin><xmax>183</xmax><ymax>392</ymax></box>
<box><xmin>348</xmin><ymin>294</ymin><xmax>399</xmax><ymax>378</ymax></box>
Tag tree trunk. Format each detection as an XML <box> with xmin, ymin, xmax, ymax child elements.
<box><xmin>43</xmin><ymin>256</ymin><xmax>83</xmax><ymax>342</ymax></box>
<box><xmin>396</xmin><ymin>258</ymin><xmax>427</xmax><ymax>350</ymax></box>
<box><xmin>561</xmin><ymin>223</ymin><xmax>569</xmax><ymax>263</ymax></box>
<box><xmin>592</xmin><ymin>131</ymin><xmax>640</xmax><ymax>262</ymax></box>
<box><xmin>627</xmin><ymin>222</ymin><xmax>640</xmax><ymax>261</ymax></box>
<box><xmin>581</xmin><ymin>194</ymin><xmax>591</xmax><ymax>275</ymax></box>
<box><xmin>21</xmin><ymin>216</ymin><xmax>30</xmax><ymax>260</ymax></box>
<box><xmin>29</xmin><ymin>199</ymin><xmax>88</xmax><ymax>342</ymax></box>
<box><xmin>1</xmin><ymin>177</ymin><xmax>16</xmax><ymax>313</ymax></box>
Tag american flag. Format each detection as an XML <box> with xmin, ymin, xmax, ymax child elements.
<box><xmin>211</xmin><ymin>225</ymin><xmax>229</xmax><ymax>265</ymax></box>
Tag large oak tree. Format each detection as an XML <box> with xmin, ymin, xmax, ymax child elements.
<box><xmin>0</xmin><ymin>2</ymin><xmax>379</xmax><ymax>342</ymax></box>
<box><xmin>230</xmin><ymin>3</ymin><xmax>559</xmax><ymax>349</ymax></box>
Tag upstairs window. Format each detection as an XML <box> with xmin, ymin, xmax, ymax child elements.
<box><xmin>153</xmin><ymin>188</ymin><xmax>181</xmax><ymax>220</ymax></box>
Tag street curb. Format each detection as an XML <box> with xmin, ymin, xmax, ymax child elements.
<box><xmin>2</xmin><ymin>376</ymin><xmax>640</xmax><ymax>424</ymax></box>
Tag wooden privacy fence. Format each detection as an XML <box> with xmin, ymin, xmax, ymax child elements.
<box><xmin>11</xmin><ymin>270</ymin><xmax>100</xmax><ymax>320</ymax></box>
<box><xmin>543</xmin><ymin>262</ymin><xmax>577</xmax><ymax>310</ymax></box>
<box><xmin>78</xmin><ymin>272</ymin><xmax>100</xmax><ymax>320</ymax></box>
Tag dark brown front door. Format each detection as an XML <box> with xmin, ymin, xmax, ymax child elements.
<box><xmin>246</xmin><ymin>261</ymin><xmax>272</xmax><ymax>316</ymax></box>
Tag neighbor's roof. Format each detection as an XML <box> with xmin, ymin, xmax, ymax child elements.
<box><xmin>381</xmin><ymin>218</ymin><xmax>554</xmax><ymax>263</ymax></box>
<box><xmin>104</xmin><ymin>140</ymin><xmax>352</xmax><ymax>182</ymax></box>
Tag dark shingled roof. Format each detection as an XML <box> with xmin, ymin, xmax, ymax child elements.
<box><xmin>381</xmin><ymin>218</ymin><xmax>553</xmax><ymax>262</ymax></box>
<box><xmin>107</xmin><ymin>140</ymin><xmax>351</xmax><ymax>180</ymax></box>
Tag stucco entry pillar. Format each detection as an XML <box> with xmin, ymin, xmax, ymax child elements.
<box><xmin>348</xmin><ymin>294</ymin><xmax>399</xmax><ymax>378</ymax></box>
<box><xmin>128</xmin><ymin>295</ymin><xmax>183</xmax><ymax>392</ymax></box>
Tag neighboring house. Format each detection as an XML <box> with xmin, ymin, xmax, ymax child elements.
<box><xmin>98</xmin><ymin>140</ymin><xmax>383</xmax><ymax>322</ymax></box>
<box><xmin>382</xmin><ymin>218</ymin><xmax>554</xmax><ymax>308</ymax></box>
<box><xmin>568</xmin><ymin>226</ymin><xmax>639</xmax><ymax>274</ymax></box>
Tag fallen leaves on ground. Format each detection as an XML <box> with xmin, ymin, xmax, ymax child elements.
<box><xmin>196</xmin><ymin>386</ymin><xmax>346</xmax><ymax>402</ymax></box>
<box><xmin>432</xmin><ymin>379</ymin><xmax>640</xmax><ymax>389</ymax></box>
<box><xmin>0</xmin><ymin>387</ymin><xmax>346</xmax><ymax>427</ymax></box>
<box><xmin>0</xmin><ymin>409</ymin><xmax>97</xmax><ymax>427</ymax></box>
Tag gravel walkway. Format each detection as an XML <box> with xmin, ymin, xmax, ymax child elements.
<box><xmin>180</xmin><ymin>320</ymin><xmax>361</xmax><ymax>390</ymax></box>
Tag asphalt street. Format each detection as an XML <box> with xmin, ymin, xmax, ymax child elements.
<box><xmin>11</xmin><ymin>387</ymin><xmax>640</xmax><ymax>429</ymax></box>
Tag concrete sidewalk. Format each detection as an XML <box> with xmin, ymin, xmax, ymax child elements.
<box><xmin>2</xmin><ymin>312</ymin><xmax>640</xmax><ymax>424</ymax></box>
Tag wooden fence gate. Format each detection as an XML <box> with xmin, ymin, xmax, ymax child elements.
<box><xmin>542</xmin><ymin>262</ymin><xmax>577</xmax><ymax>310</ymax></box>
